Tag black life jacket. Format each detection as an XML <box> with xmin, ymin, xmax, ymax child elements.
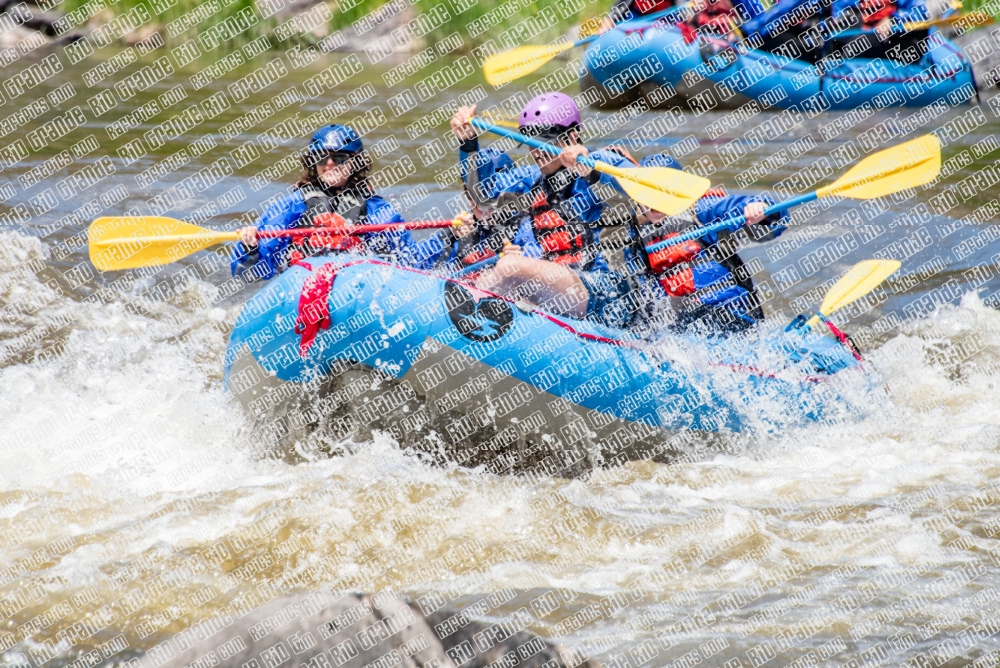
<box><xmin>288</xmin><ymin>185</ymin><xmax>370</xmax><ymax>262</ymax></box>
<box><xmin>301</xmin><ymin>185</ymin><xmax>368</xmax><ymax>227</ymax></box>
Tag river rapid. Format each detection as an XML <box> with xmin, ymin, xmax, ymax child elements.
<box><xmin>1</xmin><ymin>47</ymin><xmax>1000</xmax><ymax>667</ymax></box>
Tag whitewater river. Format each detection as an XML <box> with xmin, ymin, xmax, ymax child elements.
<box><xmin>1</xmin><ymin>47</ymin><xmax>1000</xmax><ymax>666</ymax></box>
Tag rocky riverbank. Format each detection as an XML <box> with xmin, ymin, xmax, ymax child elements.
<box><xmin>0</xmin><ymin>0</ymin><xmax>443</xmax><ymax>61</ymax></box>
<box><xmin>6</xmin><ymin>0</ymin><xmax>997</xmax><ymax>97</ymax></box>
<box><xmin>1</xmin><ymin>0</ymin><xmax>597</xmax><ymax>56</ymax></box>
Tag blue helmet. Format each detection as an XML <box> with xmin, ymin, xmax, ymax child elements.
<box><xmin>639</xmin><ymin>153</ymin><xmax>682</xmax><ymax>170</ymax></box>
<box><xmin>308</xmin><ymin>124</ymin><xmax>363</xmax><ymax>154</ymax></box>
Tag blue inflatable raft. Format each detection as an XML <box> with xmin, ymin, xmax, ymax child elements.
<box><xmin>224</xmin><ymin>258</ymin><xmax>866</xmax><ymax>475</ymax></box>
<box><xmin>581</xmin><ymin>23</ymin><xmax>976</xmax><ymax>111</ymax></box>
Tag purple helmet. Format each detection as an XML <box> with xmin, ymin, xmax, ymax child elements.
<box><xmin>519</xmin><ymin>92</ymin><xmax>581</xmax><ymax>131</ymax></box>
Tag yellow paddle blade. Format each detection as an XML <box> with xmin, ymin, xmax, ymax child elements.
<box><xmin>904</xmin><ymin>11</ymin><xmax>993</xmax><ymax>30</ymax></box>
<box><xmin>579</xmin><ymin>16</ymin><xmax>605</xmax><ymax>38</ymax></box>
<box><xmin>805</xmin><ymin>259</ymin><xmax>901</xmax><ymax>327</ymax></box>
<box><xmin>89</xmin><ymin>216</ymin><xmax>237</xmax><ymax>271</ymax></box>
<box><xmin>595</xmin><ymin>163</ymin><xmax>712</xmax><ymax>215</ymax></box>
<box><xmin>817</xmin><ymin>134</ymin><xmax>941</xmax><ymax>200</ymax></box>
<box><xmin>483</xmin><ymin>42</ymin><xmax>576</xmax><ymax>86</ymax></box>
<box><xmin>820</xmin><ymin>259</ymin><xmax>901</xmax><ymax>315</ymax></box>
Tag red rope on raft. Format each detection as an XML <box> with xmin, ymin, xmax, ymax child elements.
<box><xmin>292</xmin><ymin>258</ymin><xmax>633</xmax><ymax>351</ymax></box>
<box><xmin>289</xmin><ymin>258</ymin><xmax>836</xmax><ymax>382</ymax></box>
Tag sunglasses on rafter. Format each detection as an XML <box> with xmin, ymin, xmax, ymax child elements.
<box><xmin>306</xmin><ymin>151</ymin><xmax>355</xmax><ymax>167</ymax></box>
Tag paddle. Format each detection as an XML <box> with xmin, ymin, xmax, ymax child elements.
<box><xmin>484</xmin><ymin>36</ymin><xmax>599</xmax><ymax>87</ymax></box>
<box><xmin>830</xmin><ymin>12</ymin><xmax>994</xmax><ymax>38</ymax></box>
<box><xmin>645</xmin><ymin>134</ymin><xmax>941</xmax><ymax>254</ymax></box>
<box><xmin>805</xmin><ymin>259</ymin><xmax>901</xmax><ymax>328</ymax></box>
<box><xmin>88</xmin><ymin>216</ymin><xmax>460</xmax><ymax>271</ymax></box>
<box><xmin>482</xmin><ymin>1</ymin><xmax>696</xmax><ymax>86</ymax></box>
<box><xmin>470</xmin><ymin>117</ymin><xmax>711</xmax><ymax>216</ymax></box>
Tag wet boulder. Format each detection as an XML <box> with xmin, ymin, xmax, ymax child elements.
<box><xmin>953</xmin><ymin>27</ymin><xmax>1000</xmax><ymax>90</ymax></box>
<box><xmin>155</xmin><ymin>591</ymin><xmax>600</xmax><ymax>668</ymax></box>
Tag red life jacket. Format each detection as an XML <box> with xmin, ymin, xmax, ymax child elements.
<box><xmin>858</xmin><ymin>0</ymin><xmax>896</xmax><ymax>24</ymax></box>
<box><xmin>647</xmin><ymin>234</ymin><xmax>702</xmax><ymax>274</ymax></box>
<box><xmin>646</xmin><ymin>187</ymin><xmax>727</xmax><ymax>296</ymax></box>
<box><xmin>288</xmin><ymin>211</ymin><xmax>361</xmax><ymax>266</ymax></box>
<box><xmin>661</xmin><ymin>267</ymin><xmax>697</xmax><ymax>297</ymax></box>
<box><xmin>678</xmin><ymin>0</ymin><xmax>738</xmax><ymax>43</ymax></box>
<box><xmin>530</xmin><ymin>191</ymin><xmax>585</xmax><ymax>266</ymax></box>
<box><xmin>633</xmin><ymin>0</ymin><xmax>674</xmax><ymax>14</ymax></box>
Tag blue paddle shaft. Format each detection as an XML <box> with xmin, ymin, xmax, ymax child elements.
<box><xmin>831</xmin><ymin>25</ymin><xmax>902</xmax><ymax>38</ymax></box>
<box><xmin>469</xmin><ymin>117</ymin><xmax>598</xmax><ymax>168</ymax></box>
<box><xmin>645</xmin><ymin>192</ymin><xmax>817</xmax><ymax>253</ymax></box>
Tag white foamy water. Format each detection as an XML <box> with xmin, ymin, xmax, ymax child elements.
<box><xmin>2</xmin><ymin>219</ymin><xmax>999</xmax><ymax>666</ymax></box>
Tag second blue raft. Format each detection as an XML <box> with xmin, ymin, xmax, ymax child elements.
<box><xmin>581</xmin><ymin>23</ymin><xmax>976</xmax><ymax>111</ymax></box>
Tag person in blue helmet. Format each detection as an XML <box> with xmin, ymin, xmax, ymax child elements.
<box><xmin>449</xmin><ymin>95</ymin><xmax>642</xmax><ymax>330</ymax></box>
<box><xmin>233</xmin><ymin>124</ymin><xmax>449</xmax><ymax>280</ymax></box>
<box><xmin>628</xmin><ymin>153</ymin><xmax>787</xmax><ymax>333</ymax></box>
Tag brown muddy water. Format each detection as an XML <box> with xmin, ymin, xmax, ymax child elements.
<box><xmin>1</xmin><ymin>46</ymin><xmax>1000</xmax><ymax>666</ymax></box>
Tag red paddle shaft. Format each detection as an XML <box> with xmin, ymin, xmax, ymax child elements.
<box><xmin>256</xmin><ymin>220</ymin><xmax>456</xmax><ymax>238</ymax></box>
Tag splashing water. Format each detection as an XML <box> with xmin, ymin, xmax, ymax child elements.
<box><xmin>2</xmin><ymin>218</ymin><xmax>999</xmax><ymax>665</ymax></box>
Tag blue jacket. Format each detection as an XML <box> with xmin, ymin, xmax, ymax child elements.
<box><xmin>690</xmin><ymin>193</ymin><xmax>786</xmax><ymax>309</ymax></box>
<box><xmin>231</xmin><ymin>190</ymin><xmax>448</xmax><ymax>280</ymax></box>
<box><xmin>458</xmin><ymin>138</ymin><xmax>638</xmax><ymax>272</ymax></box>
<box><xmin>742</xmin><ymin>0</ymin><xmax>926</xmax><ymax>39</ymax></box>
<box><xmin>693</xmin><ymin>192</ymin><xmax>787</xmax><ymax>243</ymax></box>
<box><xmin>741</xmin><ymin>0</ymin><xmax>822</xmax><ymax>38</ymax></box>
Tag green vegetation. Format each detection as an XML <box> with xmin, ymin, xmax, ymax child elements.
<box><xmin>62</xmin><ymin>0</ymin><xmax>316</xmax><ymax>51</ymax></box>
<box><xmin>402</xmin><ymin>0</ymin><xmax>616</xmax><ymax>45</ymax></box>
<box><xmin>964</xmin><ymin>0</ymin><xmax>1000</xmax><ymax>19</ymax></box>
<box><xmin>58</xmin><ymin>0</ymin><xmax>996</xmax><ymax>53</ymax></box>
<box><xmin>59</xmin><ymin>0</ymin><xmax>615</xmax><ymax>51</ymax></box>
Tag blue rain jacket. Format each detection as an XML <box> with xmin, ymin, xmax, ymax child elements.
<box><xmin>691</xmin><ymin>193</ymin><xmax>786</xmax><ymax>313</ymax></box>
<box><xmin>741</xmin><ymin>0</ymin><xmax>822</xmax><ymax>38</ymax></box>
<box><xmin>742</xmin><ymin>0</ymin><xmax>927</xmax><ymax>40</ymax></box>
